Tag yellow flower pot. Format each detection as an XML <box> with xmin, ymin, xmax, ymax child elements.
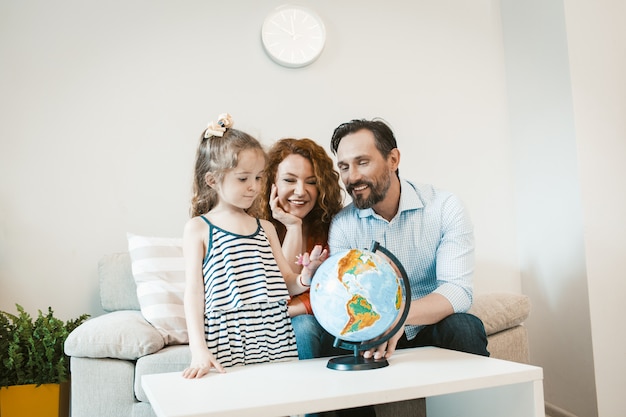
<box><xmin>0</xmin><ymin>382</ymin><xmax>69</xmax><ymax>417</ymax></box>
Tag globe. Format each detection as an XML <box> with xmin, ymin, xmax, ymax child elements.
<box><xmin>310</xmin><ymin>247</ymin><xmax>403</xmax><ymax>343</ymax></box>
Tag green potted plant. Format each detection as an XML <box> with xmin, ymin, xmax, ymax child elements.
<box><xmin>0</xmin><ymin>304</ymin><xmax>89</xmax><ymax>417</ymax></box>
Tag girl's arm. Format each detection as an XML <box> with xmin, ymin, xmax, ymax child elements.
<box><xmin>262</xmin><ymin>219</ymin><xmax>327</xmax><ymax>295</ymax></box>
<box><xmin>182</xmin><ymin>218</ymin><xmax>225</xmax><ymax>378</ymax></box>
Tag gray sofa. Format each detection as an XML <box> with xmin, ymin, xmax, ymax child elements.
<box><xmin>65</xmin><ymin>252</ymin><xmax>531</xmax><ymax>417</ymax></box>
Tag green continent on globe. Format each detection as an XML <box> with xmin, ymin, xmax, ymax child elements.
<box><xmin>337</xmin><ymin>249</ymin><xmax>377</xmax><ymax>289</ymax></box>
<box><xmin>311</xmin><ymin>248</ymin><xmax>402</xmax><ymax>342</ymax></box>
<box><xmin>341</xmin><ymin>294</ymin><xmax>380</xmax><ymax>336</ymax></box>
<box><xmin>395</xmin><ymin>285</ymin><xmax>403</xmax><ymax>310</ymax></box>
<box><xmin>335</xmin><ymin>250</ymin><xmax>382</xmax><ymax>336</ymax></box>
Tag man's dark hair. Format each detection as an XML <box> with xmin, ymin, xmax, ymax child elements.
<box><xmin>330</xmin><ymin>118</ymin><xmax>398</xmax><ymax>158</ymax></box>
<box><xmin>330</xmin><ymin>118</ymin><xmax>399</xmax><ymax>175</ymax></box>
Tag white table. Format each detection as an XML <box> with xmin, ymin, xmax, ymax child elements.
<box><xmin>142</xmin><ymin>347</ymin><xmax>544</xmax><ymax>417</ymax></box>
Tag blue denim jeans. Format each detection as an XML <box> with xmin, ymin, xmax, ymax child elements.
<box><xmin>291</xmin><ymin>314</ymin><xmax>337</xmax><ymax>359</ymax></box>
<box><xmin>293</xmin><ymin>312</ymin><xmax>489</xmax><ymax>359</ymax></box>
<box><xmin>397</xmin><ymin>313</ymin><xmax>490</xmax><ymax>356</ymax></box>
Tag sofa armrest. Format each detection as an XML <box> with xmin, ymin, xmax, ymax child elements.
<box><xmin>64</xmin><ymin>310</ymin><xmax>165</xmax><ymax>360</ymax></box>
<box><xmin>468</xmin><ymin>292</ymin><xmax>530</xmax><ymax>336</ymax></box>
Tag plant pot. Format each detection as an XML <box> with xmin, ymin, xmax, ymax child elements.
<box><xmin>0</xmin><ymin>382</ymin><xmax>69</xmax><ymax>417</ymax></box>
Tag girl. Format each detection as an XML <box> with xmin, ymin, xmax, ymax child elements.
<box><xmin>182</xmin><ymin>114</ymin><xmax>326</xmax><ymax>378</ymax></box>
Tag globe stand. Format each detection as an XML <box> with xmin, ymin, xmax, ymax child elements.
<box><xmin>327</xmin><ymin>342</ymin><xmax>390</xmax><ymax>371</ymax></box>
<box><xmin>325</xmin><ymin>241</ymin><xmax>412</xmax><ymax>371</ymax></box>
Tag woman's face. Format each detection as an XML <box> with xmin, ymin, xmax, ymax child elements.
<box><xmin>274</xmin><ymin>154</ymin><xmax>319</xmax><ymax>219</ymax></box>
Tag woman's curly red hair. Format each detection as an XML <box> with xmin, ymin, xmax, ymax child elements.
<box><xmin>255</xmin><ymin>138</ymin><xmax>344</xmax><ymax>249</ymax></box>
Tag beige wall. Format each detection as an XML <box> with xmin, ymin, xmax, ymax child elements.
<box><xmin>2</xmin><ymin>0</ymin><xmax>622</xmax><ymax>416</ymax></box>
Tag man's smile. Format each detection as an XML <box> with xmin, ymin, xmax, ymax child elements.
<box><xmin>349</xmin><ymin>183</ymin><xmax>369</xmax><ymax>194</ymax></box>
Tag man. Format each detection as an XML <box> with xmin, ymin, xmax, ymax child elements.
<box><xmin>328</xmin><ymin>118</ymin><xmax>489</xmax><ymax>360</ymax></box>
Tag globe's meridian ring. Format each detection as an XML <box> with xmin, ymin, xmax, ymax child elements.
<box><xmin>311</xmin><ymin>241</ymin><xmax>412</xmax><ymax>370</ymax></box>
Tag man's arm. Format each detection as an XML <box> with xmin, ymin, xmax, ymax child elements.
<box><xmin>364</xmin><ymin>293</ymin><xmax>454</xmax><ymax>360</ymax></box>
<box><xmin>431</xmin><ymin>193</ymin><xmax>474</xmax><ymax>313</ymax></box>
<box><xmin>367</xmin><ymin>193</ymin><xmax>474</xmax><ymax>360</ymax></box>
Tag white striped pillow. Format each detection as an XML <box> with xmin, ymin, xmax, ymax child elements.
<box><xmin>127</xmin><ymin>233</ymin><xmax>188</xmax><ymax>345</ymax></box>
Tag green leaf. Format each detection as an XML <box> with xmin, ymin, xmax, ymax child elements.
<box><xmin>0</xmin><ymin>304</ymin><xmax>89</xmax><ymax>387</ymax></box>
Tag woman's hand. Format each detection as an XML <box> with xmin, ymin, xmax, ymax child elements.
<box><xmin>182</xmin><ymin>349</ymin><xmax>226</xmax><ymax>379</ymax></box>
<box><xmin>270</xmin><ymin>184</ymin><xmax>302</xmax><ymax>228</ymax></box>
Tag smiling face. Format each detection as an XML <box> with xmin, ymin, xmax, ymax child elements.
<box><xmin>213</xmin><ymin>148</ymin><xmax>266</xmax><ymax>210</ymax></box>
<box><xmin>274</xmin><ymin>153</ymin><xmax>319</xmax><ymax>219</ymax></box>
<box><xmin>336</xmin><ymin>129</ymin><xmax>395</xmax><ymax>210</ymax></box>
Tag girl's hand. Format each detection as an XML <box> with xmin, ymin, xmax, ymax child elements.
<box><xmin>270</xmin><ymin>184</ymin><xmax>302</xmax><ymax>228</ymax></box>
<box><xmin>299</xmin><ymin>245</ymin><xmax>329</xmax><ymax>285</ymax></box>
<box><xmin>182</xmin><ymin>350</ymin><xmax>226</xmax><ymax>379</ymax></box>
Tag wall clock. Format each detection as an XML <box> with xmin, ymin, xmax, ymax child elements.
<box><xmin>261</xmin><ymin>5</ymin><xmax>326</xmax><ymax>68</ymax></box>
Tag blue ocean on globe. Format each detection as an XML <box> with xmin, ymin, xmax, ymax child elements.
<box><xmin>310</xmin><ymin>248</ymin><xmax>403</xmax><ymax>342</ymax></box>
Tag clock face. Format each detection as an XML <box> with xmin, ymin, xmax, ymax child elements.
<box><xmin>261</xmin><ymin>6</ymin><xmax>326</xmax><ymax>68</ymax></box>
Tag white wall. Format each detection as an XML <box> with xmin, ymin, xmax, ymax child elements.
<box><xmin>500</xmin><ymin>1</ymin><xmax>597</xmax><ymax>416</ymax></box>
<box><xmin>563</xmin><ymin>1</ymin><xmax>626</xmax><ymax>416</ymax></box>
<box><xmin>0</xmin><ymin>0</ymin><xmax>517</xmax><ymax>318</ymax></box>
<box><xmin>2</xmin><ymin>0</ymin><xmax>619</xmax><ymax>416</ymax></box>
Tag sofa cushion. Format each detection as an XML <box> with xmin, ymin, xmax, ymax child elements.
<box><xmin>486</xmin><ymin>325</ymin><xmax>530</xmax><ymax>363</ymax></box>
<box><xmin>64</xmin><ymin>310</ymin><xmax>164</xmax><ymax>360</ymax></box>
<box><xmin>128</xmin><ymin>233</ymin><xmax>188</xmax><ymax>345</ymax></box>
<box><xmin>468</xmin><ymin>292</ymin><xmax>531</xmax><ymax>335</ymax></box>
<box><xmin>99</xmin><ymin>252</ymin><xmax>141</xmax><ymax>312</ymax></box>
<box><xmin>134</xmin><ymin>345</ymin><xmax>191</xmax><ymax>403</ymax></box>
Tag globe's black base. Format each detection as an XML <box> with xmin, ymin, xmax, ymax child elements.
<box><xmin>326</xmin><ymin>355</ymin><xmax>389</xmax><ymax>371</ymax></box>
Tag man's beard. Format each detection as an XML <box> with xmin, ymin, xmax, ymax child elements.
<box><xmin>348</xmin><ymin>170</ymin><xmax>392</xmax><ymax>210</ymax></box>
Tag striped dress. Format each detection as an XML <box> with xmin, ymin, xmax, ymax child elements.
<box><xmin>200</xmin><ymin>216</ymin><xmax>297</xmax><ymax>367</ymax></box>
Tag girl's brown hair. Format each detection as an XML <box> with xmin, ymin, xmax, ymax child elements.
<box><xmin>190</xmin><ymin>128</ymin><xmax>265</xmax><ymax>217</ymax></box>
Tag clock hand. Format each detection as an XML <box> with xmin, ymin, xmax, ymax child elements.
<box><xmin>290</xmin><ymin>16</ymin><xmax>296</xmax><ymax>40</ymax></box>
<box><xmin>271</xmin><ymin>21</ymin><xmax>294</xmax><ymax>36</ymax></box>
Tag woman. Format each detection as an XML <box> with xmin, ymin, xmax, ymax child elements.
<box><xmin>256</xmin><ymin>138</ymin><xmax>343</xmax><ymax>358</ymax></box>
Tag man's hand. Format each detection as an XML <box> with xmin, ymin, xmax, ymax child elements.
<box><xmin>363</xmin><ymin>324</ymin><xmax>405</xmax><ymax>360</ymax></box>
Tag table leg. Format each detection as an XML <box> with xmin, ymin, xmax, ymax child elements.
<box><xmin>426</xmin><ymin>381</ymin><xmax>545</xmax><ymax>417</ymax></box>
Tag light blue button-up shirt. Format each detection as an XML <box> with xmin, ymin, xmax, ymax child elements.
<box><xmin>328</xmin><ymin>179</ymin><xmax>474</xmax><ymax>339</ymax></box>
